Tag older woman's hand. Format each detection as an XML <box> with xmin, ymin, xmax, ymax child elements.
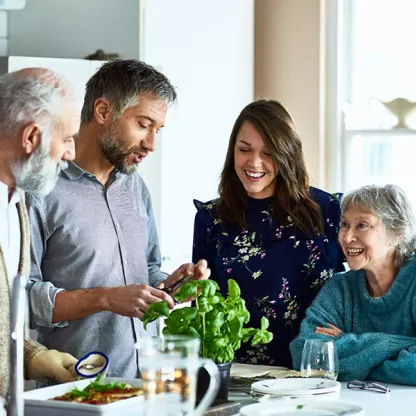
<box><xmin>315</xmin><ymin>323</ymin><xmax>343</xmax><ymax>337</ymax></box>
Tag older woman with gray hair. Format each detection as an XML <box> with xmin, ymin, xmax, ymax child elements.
<box><xmin>290</xmin><ymin>184</ymin><xmax>416</xmax><ymax>384</ymax></box>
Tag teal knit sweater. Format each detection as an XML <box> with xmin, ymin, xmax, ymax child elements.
<box><xmin>290</xmin><ymin>256</ymin><xmax>416</xmax><ymax>384</ymax></box>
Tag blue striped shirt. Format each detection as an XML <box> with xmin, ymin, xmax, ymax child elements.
<box><xmin>26</xmin><ymin>162</ymin><xmax>166</xmax><ymax>378</ymax></box>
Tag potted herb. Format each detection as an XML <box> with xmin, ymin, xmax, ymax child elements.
<box><xmin>142</xmin><ymin>279</ymin><xmax>273</xmax><ymax>401</ymax></box>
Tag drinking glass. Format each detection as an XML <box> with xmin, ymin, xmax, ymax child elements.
<box><xmin>300</xmin><ymin>339</ymin><xmax>339</xmax><ymax>380</ymax></box>
<box><xmin>137</xmin><ymin>335</ymin><xmax>219</xmax><ymax>416</ymax></box>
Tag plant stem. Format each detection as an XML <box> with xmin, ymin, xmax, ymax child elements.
<box><xmin>195</xmin><ymin>297</ymin><xmax>206</xmax><ymax>358</ymax></box>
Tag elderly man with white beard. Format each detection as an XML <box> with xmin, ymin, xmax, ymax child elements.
<box><xmin>0</xmin><ymin>68</ymin><xmax>80</xmax><ymax>407</ymax></box>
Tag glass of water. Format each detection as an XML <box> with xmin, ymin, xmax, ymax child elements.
<box><xmin>137</xmin><ymin>335</ymin><xmax>219</xmax><ymax>416</ymax></box>
<box><xmin>300</xmin><ymin>339</ymin><xmax>339</xmax><ymax>380</ymax></box>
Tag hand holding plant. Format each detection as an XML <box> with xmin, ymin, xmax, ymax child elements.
<box><xmin>142</xmin><ymin>279</ymin><xmax>273</xmax><ymax>364</ymax></box>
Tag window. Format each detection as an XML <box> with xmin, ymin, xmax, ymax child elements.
<box><xmin>337</xmin><ymin>0</ymin><xmax>416</xmax><ymax>207</ymax></box>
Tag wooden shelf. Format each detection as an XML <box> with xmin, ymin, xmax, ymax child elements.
<box><xmin>345</xmin><ymin>129</ymin><xmax>416</xmax><ymax>136</ymax></box>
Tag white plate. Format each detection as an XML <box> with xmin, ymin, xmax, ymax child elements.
<box><xmin>241</xmin><ymin>400</ymin><xmax>365</xmax><ymax>416</ymax></box>
<box><xmin>250</xmin><ymin>389</ymin><xmax>341</xmax><ymax>402</ymax></box>
<box><xmin>251</xmin><ymin>378</ymin><xmax>341</xmax><ymax>396</ymax></box>
<box><xmin>24</xmin><ymin>377</ymin><xmax>143</xmax><ymax>416</ymax></box>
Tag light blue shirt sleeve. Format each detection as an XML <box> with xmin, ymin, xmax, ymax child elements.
<box><xmin>26</xmin><ymin>197</ymin><xmax>68</xmax><ymax>329</ymax></box>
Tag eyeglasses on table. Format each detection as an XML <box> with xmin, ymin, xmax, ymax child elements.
<box><xmin>347</xmin><ymin>380</ymin><xmax>390</xmax><ymax>394</ymax></box>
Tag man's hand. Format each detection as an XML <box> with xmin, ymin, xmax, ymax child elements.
<box><xmin>105</xmin><ymin>284</ymin><xmax>175</xmax><ymax>319</ymax></box>
<box><xmin>27</xmin><ymin>350</ymin><xmax>78</xmax><ymax>383</ymax></box>
<box><xmin>164</xmin><ymin>259</ymin><xmax>211</xmax><ymax>291</ymax></box>
<box><xmin>315</xmin><ymin>323</ymin><xmax>343</xmax><ymax>337</ymax></box>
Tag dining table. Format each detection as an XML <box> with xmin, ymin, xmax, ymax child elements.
<box><xmin>229</xmin><ymin>381</ymin><xmax>416</xmax><ymax>415</ymax></box>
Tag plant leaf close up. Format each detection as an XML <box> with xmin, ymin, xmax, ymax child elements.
<box><xmin>141</xmin><ymin>278</ymin><xmax>273</xmax><ymax>364</ymax></box>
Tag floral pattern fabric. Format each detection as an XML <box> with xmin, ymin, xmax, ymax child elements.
<box><xmin>192</xmin><ymin>187</ymin><xmax>345</xmax><ymax>368</ymax></box>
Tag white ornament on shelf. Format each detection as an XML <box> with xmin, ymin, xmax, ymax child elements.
<box><xmin>379</xmin><ymin>98</ymin><xmax>416</xmax><ymax>129</ymax></box>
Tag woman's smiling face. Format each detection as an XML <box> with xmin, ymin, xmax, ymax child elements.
<box><xmin>233</xmin><ymin>121</ymin><xmax>278</xmax><ymax>199</ymax></box>
<box><xmin>338</xmin><ymin>204</ymin><xmax>396</xmax><ymax>272</ymax></box>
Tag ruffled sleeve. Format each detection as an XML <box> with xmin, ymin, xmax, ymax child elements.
<box><xmin>192</xmin><ymin>199</ymin><xmax>228</xmax><ymax>284</ymax></box>
<box><xmin>313</xmin><ymin>190</ymin><xmax>342</xmax><ymax>242</ymax></box>
<box><xmin>192</xmin><ymin>199</ymin><xmax>215</xmax><ymax>265</ymax></box>
<box><xmin>311</xmin><ymin>189</ymin><xmax>345</xmax><ymax>268</ymax></box>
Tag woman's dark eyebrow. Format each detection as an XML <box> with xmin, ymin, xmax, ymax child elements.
<box><xmin>237</xmin><ymin>140</ymin><xmax>251</xmax><ymax>146</ymax></box>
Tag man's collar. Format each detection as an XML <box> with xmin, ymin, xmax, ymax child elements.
<box><xmin>0</xmin><ymin>180</ymin><xmax>20</xmax><ymax>206</ymax></box>
<box><xmin>62</xmin><ymin>161</ymin><xmax>122</xmax><ymax>182</ymax></box>
<box><xmin>62</xmin><ymin>161</ymin><xmax>88</xmax><ymax>180</ymax></box>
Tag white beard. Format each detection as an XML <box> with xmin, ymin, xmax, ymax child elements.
<box><xmin>11</xmin><ymin>134</ymin><xmax>66</xmax><ymax>196</ymax></box>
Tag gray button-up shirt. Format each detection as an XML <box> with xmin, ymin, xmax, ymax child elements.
<box><xmin>26</xmin><ymin>162</ymin><xmax>167</xmax><ymax>378</ymax></box>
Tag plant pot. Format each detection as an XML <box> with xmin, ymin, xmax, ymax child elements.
<box><xmin>196</xmin><ymin>361</ymin><xmax>232</xmax><ymax>406</ymax></box>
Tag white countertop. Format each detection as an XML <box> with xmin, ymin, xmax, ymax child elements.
<box><xmin>230</xmin><ymin>382</ymin><xmax>416</xmax><ymax>415</ymax></box>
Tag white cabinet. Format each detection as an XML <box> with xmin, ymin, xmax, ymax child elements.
<box><xmin>0</xmin><ymin>0</ymin><xmax>25</xmax><ymax>10</ymax></box>
<box><xmin>7</xmin><ymin>56</ymin><xmax>105</xmax><ymax>111</ymax></box>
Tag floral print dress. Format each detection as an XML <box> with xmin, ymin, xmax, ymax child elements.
<box><xmin>192</xmin><ymin>187</ymin><xmax>345</xmax><ymax>368</ymax></box>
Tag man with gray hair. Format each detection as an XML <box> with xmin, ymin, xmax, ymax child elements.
<box><xmin>0</xmin><ymin>68</ymin><xmax>80</xmax><ymax>403</ymax></box>
<box><xmin>26</xmin><ymin>59</ymin><xmax>211</xmax><ymax>378</ymax></box>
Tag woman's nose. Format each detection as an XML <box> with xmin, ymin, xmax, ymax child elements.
<box><xmin>343</xmin><ymin>229</ymin><xmax>356</xmax><ymax>243</ymax></box>
<box><xmin>248</xmin><ymin>152</ymin><xmax>263</xmax><ymax>167</ymax></box>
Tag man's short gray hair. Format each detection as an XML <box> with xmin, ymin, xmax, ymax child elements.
<box><xmin>81</xmin><ymin>59</ymin><xmax>177</xmax><ymax>124</ymax></box>
<box><xmin>341</xmin><ymin>184</ymin><xmax>416</xmax><ymax>269</ymax></box>
<box><xmin>0</xmin><ymin>68</ymin><xmax>76</xmax><ymax>139</ymax></box>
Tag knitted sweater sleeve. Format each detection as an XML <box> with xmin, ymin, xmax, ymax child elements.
<box><xmin>368</xmin><ymin>345</ymin><xmax>416</xmax><ymax>385</ymax></box>
<box><xmin>24</xmin><ymin>338</ymin><xmax>47</xmax><ymax>379</ymax></box>
<box><xmin>290</xmin><ymin>276</ymin><xmax>416</xmax><ymax>381</ymax></box>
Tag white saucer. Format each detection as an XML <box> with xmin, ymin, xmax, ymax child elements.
<box><xmin>251</xmin><ymin>378</ymin><xmax>341</xmax><ymax>396</ymax></box>
<box><xmin>250</xmin><ymin>389</ymin><xmax>341</xmax><ymax>402</ymax></box>
<box><xmin>240</xmin><ymin>400</ymin><xmax>365</xmax><ymax>416</ymax></box>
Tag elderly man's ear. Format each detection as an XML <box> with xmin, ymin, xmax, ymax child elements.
<box><xmin>20</xmin><ymin>123</ymin><xmax>42</xmax><ymax>155</ymax></box>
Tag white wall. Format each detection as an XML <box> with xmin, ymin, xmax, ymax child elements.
<box><xmin>8</xmin><ymin>0</ymin><xmax>141</xmax><ymax>59</ymax></box>
<box><xmin>255</xmin><ymin>0</ymin><xmax>327</xmax><ymax>189</ymax></box>
<box><xmin>144</xmin><ymin>0</ymin><xmax>254</xmax><ymax>270</ymax></box>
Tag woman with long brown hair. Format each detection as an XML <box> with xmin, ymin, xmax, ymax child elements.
<box><xmin>192</xmin><ymin>99</ymin><xmax>344</xmax><ymax>367</ymax></box>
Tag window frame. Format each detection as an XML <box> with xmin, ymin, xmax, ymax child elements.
<box><xmin>327</xmin><ymin>0</ymin><xmax>416</xmax><ymax>194</ymax></box>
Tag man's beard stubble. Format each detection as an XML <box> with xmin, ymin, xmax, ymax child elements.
<box><xmin>97</xmin><ymin>124</ymin><xmax>141</xmax><ymax>176</ymax></box>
